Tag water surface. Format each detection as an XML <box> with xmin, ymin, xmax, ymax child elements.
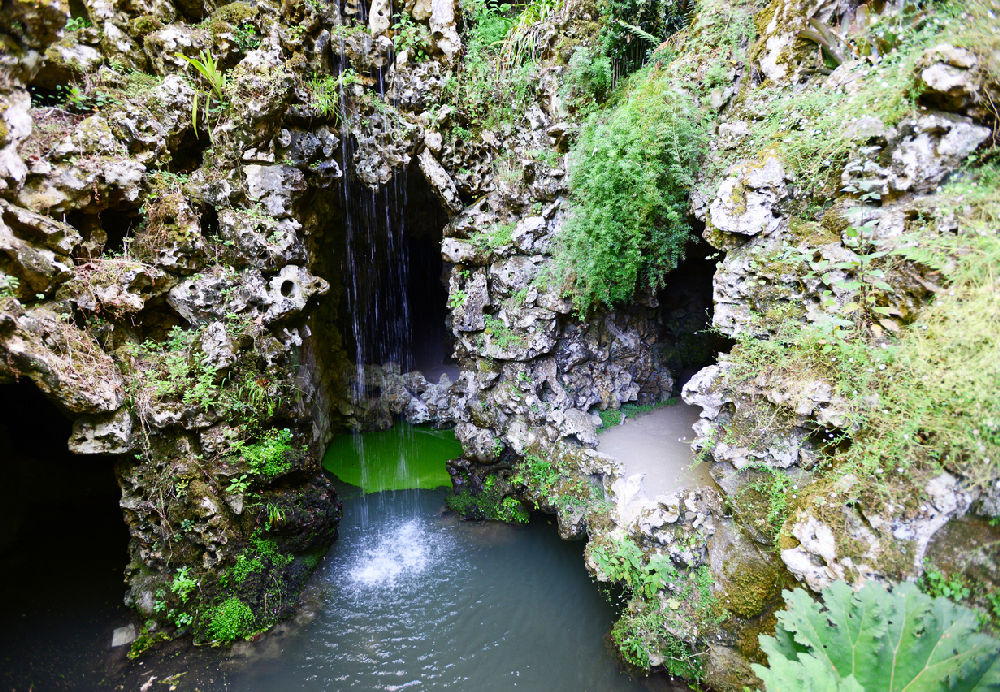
<box><xmin>597</xmin><ymin>403</ymin><xmax>713</xmax><ymax>499</ymax></box>
<box><xmin>205</xmin><ymin>485</ymin><xmax>665</xmax><ymax>691</ymax></box>
<box><xmin>323</xmin><ymin>424</ymin><xmax>460</xmax><ymax>492</ymax></box>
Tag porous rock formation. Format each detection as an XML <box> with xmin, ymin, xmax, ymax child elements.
<box><xmin>3</xmin><ymin>0</ymin><xmax>998</xmax><ymax>685</ymax></box>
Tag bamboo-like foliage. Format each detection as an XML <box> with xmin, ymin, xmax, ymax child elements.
<box><xmin>497</xmin><ymin>0</ymin><xmax>566</xmax><ymax>70</ymax></box>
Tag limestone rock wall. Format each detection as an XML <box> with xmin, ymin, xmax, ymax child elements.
<box><xmin>0</xmin><ymin>0</ymin><xmax>376</xmax><ymax>646</ymax></box>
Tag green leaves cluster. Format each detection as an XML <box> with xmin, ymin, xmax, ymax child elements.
<box><xmin>592</xmin><ymin>536</ymin><xmax>677</xmax><ymax>599</ymax></box>
<box><xmin>176</xmin><ymin>50</ymin><xmax>227</xmax><ymax>138</ymax></box>
<box><xmin>597</xmin><ymin>0</ymin><xmax>689</xmax><ymax>74</ymax></box>
<box><xmin>204</xmin><ymin>597</ymin><xmax>255</xmax><ymax>643</ymax></box>
<box><xmin>454</xmin><ymin>0</ymin><xmax>537</xmax><ymax>132</ymax></box>
<box><xmin>392</xmin><ymin>11</ymin><xmax>431</xmax><ymax>61</ymax></box>
<box><xmin>556</xmin><ymin>65</ymin><xmax>706</xmax><ymax>315</ymax></box>
<box><xmin>754</xmin><ymin>581</ymin><xmax>1000</xmax><ymax>690</ymax></box>
<box><xmin>446</xmin><ymin>474</ymin><xmax>530</xmax><ymax>523</ymax></box>
<box><xmin>229</xmin><ymin>427</ymin><xmax>296</xmax><ymax>480</ymax></box>
<box><xmin>561</xmin><ymin>47</ymin><xmax>613</xmax><ymax>114</ymax></box>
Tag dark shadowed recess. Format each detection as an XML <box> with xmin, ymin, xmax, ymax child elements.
<box><xmin>0</xmin><ymin>380</ymin><xmax>130</xmax><ymax>690</ymax></box>
<box><xmin>655</xmin><ymin>236</ymin><xmax>733</xmax><ymax>391</ymax></box>
<box><xmin>311</xmin><ymin>159</ymin><xmax>453</xmax><ymax>374</ymax></box>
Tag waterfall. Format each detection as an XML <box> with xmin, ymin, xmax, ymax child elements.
<box><xmin>332</xmin><ymin>0</ymin><xmax>420</xmax><ymax>520</ymax></box>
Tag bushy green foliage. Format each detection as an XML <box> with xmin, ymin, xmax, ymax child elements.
<box><xmin>512</xmin><ymin>453</ymin><xmax>559</xmax><ymax>496</ymax></box>
<box><xmin>205</xmin><ymin>597</ymin><xmax>255</xmax><ymax>643</ymax></box>
<box><xmin>597</xmin><ymin>0</ymin><xmax>689</xmax><ymax>74</ymax></box>
<box><xmin>229</xmin><ymin>427</ymin><xmax>295</xmax><ymax>479</ymax></box>
<box><xmin>252</xmin><ymin>536</ymin><xmax>294</xmax><ymax>567</ymax></box>
<box><xmin>129</xmin><ymin>326</ymin><xmax>220</xmax><ymax>412</ymax></box>
<box><xmin>446</xmin><ymin>475</ymin><xmax>530</xmax><ymax>523</ymax></box>
<box><xmin>483</xmin><ymin>315</ymin><xmax>524</xmax><ymax>350</ymax></box>
<box><xmin>309</xmin><ymin>74</ymin><xmax>339</xmax><ymax>117</ymax></box>
<box><xmin>231</xmin><ymin>553</ymin><xmax>264</xmax><ymax>584</ymax></box>
<box><xmin>454</xmin><ymin>0</ymin><xmax>537</xmax><ymax>132</ymax></box>
<box><xmin>611</xmin><ymin>613</ymin><xmax>702</xmax><ymax>677</ymax></box>
<box><xmin>470</xmin><ymin>222</ymin><xmax>514</xmax><ymax>252</ymax></box>
<box><xmin>170</xmin><ymin>566</ymin><xmax>197</xmax><ymax>603</ymax></box>
<box><xmin>497</xmin><ymin>0</ymin><xmax>564</xmax><ymax>69</ymax></box>
<box><xmin>561</xmin><ymin>47</ymin><xmax>614</xmax><ymax>113</ymax></box>
<box><xmin>592</xmin><ymin>537</ymin><xmax>678</xmax><ymax>598</ymax></box>
<box><xmin>754</xmin><ymin>581</ymin><xmax>1000</xmax><ymax>690</ymax></box>
<box><xmin>556</xmin><ymin>65</ymin><xmax>707</xmax><ymax>314</ymax></box>
<box><xmin>920</xmin><ymin>569</ymin><xmax>971</xmax><ymax>603</ymax></box>
<box><xmin>393</xmin><ymin>12</ymin><xmax>431</xmax><ymax>61</ymax></box>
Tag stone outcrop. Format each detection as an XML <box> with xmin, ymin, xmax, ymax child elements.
<box><xmin>3</xmin><ymin>0</ymin><xmax>997</xmax><ymax>684</ymax></box>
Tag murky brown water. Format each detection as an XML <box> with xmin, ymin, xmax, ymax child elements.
<box><xmin>598</xmin><ymin>403</ymin><xmax>713</xmax><ymax>499</ymax></box>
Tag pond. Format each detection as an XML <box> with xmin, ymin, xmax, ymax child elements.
<box><xmin>1</xmin><ymin>424</ymin><xmax>683</xmax><ymax>691</ymax></box>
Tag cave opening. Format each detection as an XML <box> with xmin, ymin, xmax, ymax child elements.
<box><xmin>65</xmin><ymin>207</ymin><xmax>140</xmax><ymax>259</ymax></box>
<box><xmin>301</xmin><ymin>159</ymin><xmax>456</xmax><ymax>437</ymax></box>
<box><xmin>0</xmin><ymin>380</ymin><xmax>130</xmax><ymax>688</ymax></box>
<box><xmin>656</xmin><ymin>236</ymin><xmax>733</xmax><ymax>392</ymax></box>
<box><xmin>338</xmin><ymin>161</ymin><xmax>455</xmax><ymax>378</ymax></box>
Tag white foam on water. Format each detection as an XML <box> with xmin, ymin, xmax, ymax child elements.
<box><xmin>348</xmin><ymin>519</ymin><xmax>442</xmax><ymax>588</ymax></box>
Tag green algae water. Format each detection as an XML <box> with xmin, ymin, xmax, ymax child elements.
<box><xmin>323</xmin><ymin>423</ymin><xmax>460</xmax><ymax>492</ymax></box>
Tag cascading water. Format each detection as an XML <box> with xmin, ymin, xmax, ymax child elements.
<box><xmin>332</xmin><ymin>2</ymin><xmax>422</xmax><ymax>521</ymax></box>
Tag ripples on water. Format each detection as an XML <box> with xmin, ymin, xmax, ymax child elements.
<box><xmin>212</xmin><ymin>487</ymin><xmax>667</xmax><ymax>691</ymax></box>
<box><xmin>3</xmin><ymin>484</ymin><xmax>685</xmax><ymax>691</ymax></box>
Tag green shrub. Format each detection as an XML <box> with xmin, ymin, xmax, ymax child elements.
<box><xmin>231</xmin><ymin>553</ymin><xmax>263</xmax><ymax>584</ymax></box>
<box><xmin>454</xmin><ymin>0</ymin><xmax>537</xmax><ymax>132</ymax></box>
<box><xmin>446</xmin><ymin>475</ymin><xmax>529</xmax><ymax>523</ymax></box>
<box><xmin>556</xmin><ymin>65</ymin><xmax>707</xmax><ymax>315</ymax></box>
<box><xmin>598</xmin><ymin>0</ymin><xmax>689</xmax><ymax>74</ymax></box>
<box><xmin>611</xmin><ymin>610</ymin><xmax>703</xmax><ymax>677</ymax></box>
<box><xmin>205</xmin><ymin>597</ymin><xmax>255</xmax><ymax>643</ymax></box>
<box><xmin>753</xmin><ymin>581</ymin><xmax>1000</xmax><ymax>690</ymax></box>
<box><xmin>170</xmin><ymin>566</ymin><xmax>197</xmax><ymax>603</ymax></box>
<box><xmin>230</xmin><ymin>427</ymin><xmax>295</xmax><ymax>479</ymax></box>
<box><xmin>393</xmin><ymin>12</ymin><xmax>431</xmax><ymax>61</ymax></box>
<box><xmin>561</xmin><ymin>47</ymin><xmax>614</xmax><ymax>112</ymax></box>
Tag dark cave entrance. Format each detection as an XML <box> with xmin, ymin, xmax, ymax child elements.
<box><xmin>336</xmin><ymin>161</ymin><xmax>455</xmax><ymax>378</ymax></box>
<box><xmin>65</xmin><ymin>207</ymin><xmax>141</xmax><ymax>260</ymax></box>
<box><xmin>0</xmin><ymin>381</ymin><xmax>129</xmax><ymax>688</ymax></box>
<box><xmin>655</xmin><ymin>237</ymin><xmax>734</xmax><ymax>392</ymax></box>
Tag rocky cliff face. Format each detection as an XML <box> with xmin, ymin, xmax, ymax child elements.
<box><xmin>2</xmin><ymin>0</ymin><xmax>998</xmax><ymax>684</ymax></box>
<box><xmin>0</xmin><ymin>0</ymin><xmax>360</xmax><ymax>648</ymax></box>
<box><xmin>427</xmin><ymin>0</ymin><xmax>999</xmax><ymax>688</ymax></box>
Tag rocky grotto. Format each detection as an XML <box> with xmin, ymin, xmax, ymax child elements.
<box><xmin>1</xmin><ymin>0</ymin><xmax>999</xmax><ymax>688</ymax></box>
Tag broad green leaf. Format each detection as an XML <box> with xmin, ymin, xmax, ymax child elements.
<box><xmin>757</xmin><ymin>581</ymin><xmax>1000</xmax><ymax>692</ymax></box>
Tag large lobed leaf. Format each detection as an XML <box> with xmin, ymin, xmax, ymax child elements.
<box><xmin>753</xmin><ymin>580</ymin><xmax>1000</xmax><ymax>691</ymax></box>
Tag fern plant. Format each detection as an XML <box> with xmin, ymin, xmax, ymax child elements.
<box><xmin>555</xmin><ymin>65</ymin><xmax>706</xmax><ymax>315</ymax></box>
<box><xmin>753</xmin><ymin>580</ymin><xmax>1000</xmax><ymax>691</ymax></box>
